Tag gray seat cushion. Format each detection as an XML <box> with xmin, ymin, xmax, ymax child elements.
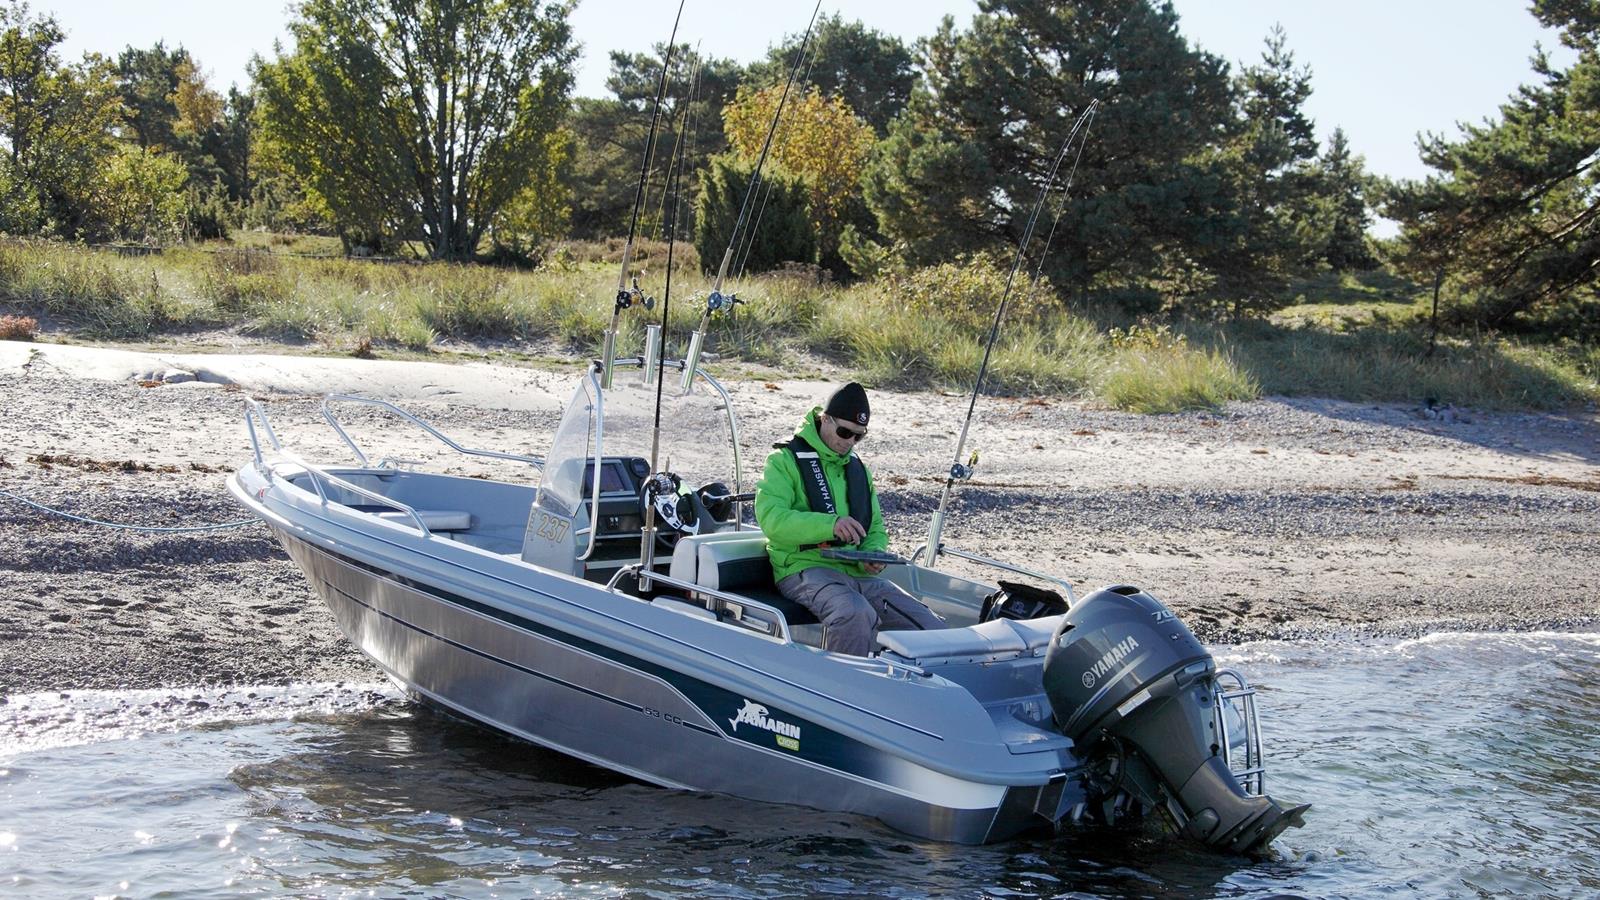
<box><xmin>877</xmin><ymin>618</ymin><xmax>1031</xmax><ymax>663</ymax></box>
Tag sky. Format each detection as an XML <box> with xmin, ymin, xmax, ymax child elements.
<box><xmin>36</xmin><ymin>0</ymin><xmax>1573</xmax><ymax>188</ymax></box>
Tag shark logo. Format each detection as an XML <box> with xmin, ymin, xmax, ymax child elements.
<box><xmin>729</xmin><ymin>699</ymin><xmax>801</xmax><ymax>747</ymax></box>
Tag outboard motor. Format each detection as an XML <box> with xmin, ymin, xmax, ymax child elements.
<box><xmin>1043</xmin><ymin>585</ymin><xmax>1309</xmax><ymax>854</ymax></box>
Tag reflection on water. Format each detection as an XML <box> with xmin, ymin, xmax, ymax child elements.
<box><xmin>2</xmin><ymin>632</ymin><xmax>1599</xmax><ymax>898</ymax></box>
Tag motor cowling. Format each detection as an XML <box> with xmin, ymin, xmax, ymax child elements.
<box><xmin>1042</xmin><ymin>585</ymin><xmax>1308</xmax><ymax>854</ymax></box>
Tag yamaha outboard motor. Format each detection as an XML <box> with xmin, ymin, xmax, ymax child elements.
<box><xmin>1043</xmin><ymin>585</ymin><xmax>1308</xmax><ymax>854</ymax></box>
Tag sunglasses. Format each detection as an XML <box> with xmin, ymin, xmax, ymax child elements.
<box><xmin>830</xmin><ymin>419</ymin><xmax>868</xmax><ymax>442</ymax></box>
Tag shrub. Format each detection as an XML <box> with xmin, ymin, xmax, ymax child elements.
<box><xmin>883</xmin><ymin>255</ymin><xmax>1060</xmax><ymax>335</ymax></box>
<box><xmin>0</xmin><ymin>314</ymin><xmax>38</xmax><ymax>340</ymax></box>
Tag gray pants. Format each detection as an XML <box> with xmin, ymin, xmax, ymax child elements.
<box><xmin>776</xmin><ymin>567</ymin><xmax>945</xmax><ymax>656</ymax></box>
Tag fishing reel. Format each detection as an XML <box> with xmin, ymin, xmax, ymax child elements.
<box><xmin>641</xmin><ymin>473</ymin><xmax>745</xmax><ymax>551</ymax></box>
<box><xmin>640</xmin><ymin>472</ymin><xmax>705</xmax><ymax>551</ymax></box>
<box><xmin>949</xmin><ymin>450</ymin><xmax>980</xmax><ymax>481</ymax></box>
<box><xmin>615</xmin><ymin>277</ymin><xmax>656</xmax><ymax>315</ymax></box>
<box><xmin>704</xmin><ymin>289</ymin><xmax>744</xmax><ymax>314</ymax></box>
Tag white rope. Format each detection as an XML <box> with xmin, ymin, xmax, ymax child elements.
<box><xmin>0</xmin><ymin>489</ymin><xmax>261</xmax><ymax>533</ymax></box>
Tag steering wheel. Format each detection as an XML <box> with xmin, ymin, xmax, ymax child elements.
<box><xmin>640</xmin><ymin>472</ymin><xmax>711</xmax><ymax>552</ymax></box>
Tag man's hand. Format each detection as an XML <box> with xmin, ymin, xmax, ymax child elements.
<box><xmin>832</xmin><ymin>515</ymin><xmax>866</xmax><ymax>545</ymax></box>
<box><xmin>863</xmin><ymin>561</ymin><xmax>886</xmax><ymax>575</ymax></box>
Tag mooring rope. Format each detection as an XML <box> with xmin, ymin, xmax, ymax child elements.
<box><xmin>0</xmin><ymin>488</ymin><xmax>260</xmax><ymax>533</ymax></box>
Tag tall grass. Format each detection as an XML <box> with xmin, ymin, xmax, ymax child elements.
<box><xmin>1</xmin><ymin>238</ymin><xmax>1594</xmax><ymax>412</ymax></box>
<box><xmin>1199</xmin><ymin>320</ymin><xmax>1599</xmax><ymax>410</ymax></box>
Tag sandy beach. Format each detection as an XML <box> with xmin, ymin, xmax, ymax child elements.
<box><xmin>1</xmin><ymin>340</ymin><xmax>1597</xmax><ymax>695</ymax></box>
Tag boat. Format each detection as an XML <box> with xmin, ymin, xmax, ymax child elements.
<box><xmin>227</xmin><ymin>356</ymin><xmax>1306</xmax><ymax>852</ymax></box>
<box><xmin>227</xmin><ymin>5</ymin><xmax>1306</xmax><ymax>854</ymax></box>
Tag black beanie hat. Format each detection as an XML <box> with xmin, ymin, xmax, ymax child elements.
<box><xmin>824</xmin><ymin>382</ymin><xmax>870</xmax><ymax>427</ymax></box>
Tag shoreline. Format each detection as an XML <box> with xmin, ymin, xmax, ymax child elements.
<box><xmin>2</xmin><ymin>341</ymin><xmax>1597</xmax><ymax>696</ymax></box>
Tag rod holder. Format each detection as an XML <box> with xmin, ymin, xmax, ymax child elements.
<box><xmin>641</xmin><ymin>324</ymin><xmax>662</xmax><ymax>385</ymax></box>
<box><xmin>600</xmin><ymin>329</ymin><xmax>618</xmax><ymax>389</ymax></box>
<box><xmin>679</xmin><ymin>331</ymin><xmax>705</xmax><ymax>393</ymax></box>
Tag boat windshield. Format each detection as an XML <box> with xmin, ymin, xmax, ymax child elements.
<box><xmin>528</xmin><ymin>362</ymin><xmax>743</xmax><ymax>569</ymax></box>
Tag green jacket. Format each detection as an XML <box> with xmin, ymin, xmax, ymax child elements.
<box><xmin>755</xmin><ymin>406</ymin><xmax>889</xmax><ymax>581</ymax></box>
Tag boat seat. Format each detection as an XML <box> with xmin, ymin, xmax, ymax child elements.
<box><xmin>877</xmin><ymin>618</ymin><xmax>1040</xmax><ymax>664</ymax></box>
<box><xmin>373</xmin><ymin>509</ymin><xmax>474</xmax><ymax>531</ymax></box>
<box><xmin>1004</xmin><ymin>614</ymin><xmax>1067</xmax><ymax>654</ymax></box>
<box><xmin>668</xmin><ymin>532</ymin><xmax>819</xmax><ymax>627</ymax></box>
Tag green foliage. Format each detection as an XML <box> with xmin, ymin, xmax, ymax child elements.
<box><xmin>0</xmin><ymin>240</ymin><xmax>199</xmax><ymax>334</ymax></box>
<box><xmin>1</xmin><ymin>239</ymin><xmax>1593</xmax><ymax>411</ymax></box>
<box><xmin>1208</xmin><ymin>319</ymin><xmax>1598</xmax><ymax>409</ymax></box>
<box><xmin>836</xmin><ymin>224</ymin><xmax>893</xmax><ymax>280</ymax></box>
<box><xmin>864</xmin><ymin>0</ymin><xmax>1235</xmax><ymax>300</ymax></box>
<box><xmin>116</xmin><ymin>43</ymin><xmax>186</xmax><ymax>151</ymax></box>
<box><xmin>96</xmin><ymin>146</ymin><xmax>190</xmax><ymax>242</ymax></box>
<box><xmin>724</xmin><ymin>85</ymin><xmax>876</xmax><ymax>278</ymax></box>
<box><xmin>488</xmin><ymin>126</ymin><xmax>575</xmax><ymax>263</ymax></box>
<box><xmin>745</xmin><ymin>13</ymin><xmax>914</xmax><ymax>134</ymax></box>
<box><xmin>1385</xmin><ymin>3</ymin><xmax>1600</xmax><ymax>329</ymax></box>
<box><xmin>564</xmin><ymin>45</ymin><xmax>742</xmax><ymax>240</ymax></box>
<box><xmin>1310</xmin><ymin>128</ymin><xmax>1378</xmax><ymax>272</ymax></box>
<box><xmin>252</xmin><ymin>0</ymin><xmax>577</xmax><ymax>261</ymax></box>
<box><xmin>694</xmin><ymin>154</ymin><xmax>815</xmax><ymax>276</ymax></box>
<box><xmin>812</xmin><ymin>276</ymin><xmax>1103</xmax><ymax>395</ymax></box>
<box><xmin>0</xmin><ymin>4</ymin><xmax>122</xmax><ymax>238</ymax></box>
<box><xmin>1198</xmin><ymin>25</ymin><xmax>1325</xmax><ymax>316</ymax></box>
<box><xmin>182</xmin><ymin>181</ymin><xmax>236</xmax><ymax>241</ymax></box>
<box><xmin>879</xmin><ymin>254</ymin><xmax>1057</xmax><ymax>333</ymax></box>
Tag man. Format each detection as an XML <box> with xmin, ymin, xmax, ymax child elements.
<box><xmin>754</xmin><ymin>382</ymin><xmax>944</xmax><ymax>655</ymax></box>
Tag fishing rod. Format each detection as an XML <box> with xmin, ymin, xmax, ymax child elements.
<box><xmin>600</xmin><ymin>0</ymin><xmax>686</xmax><ymax>390</ymax></box>
<box><xmin>677</xmin><ymin>0</ymin><xmax>823</xmax><ymax>392</ymax></box>
<box><xmin>638</xmin><ymin>76</ymin><xmax>698</xmax><ymax>578</ymax></box>
<box><xmin>648</xmin><ymin>46</ymin><xmax>703</xmax><ymax>241</ymax></box>
<box><xmin>923</xmin><ymin>99</ymin><xmax>1099</xmax><ymax>567</ymax></box>
<box><xmin>730</xmin><ymin>33</ymin><xmax>822</xmax><ymax>285</ymax></box>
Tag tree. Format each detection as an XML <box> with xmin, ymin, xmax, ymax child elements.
<box><xmin>0</xmin><ymin>2</ymin><xmax>121</xmax><ymax>238</ymax></box>
<box><xmin>1386</xmin><ymin>1</ymin><xmax>1600</xmax><ymax>328</ymax></box>
<box><xmin>745</xmin><ymin>14</ymin><xmax>914</xmax><ymax>134</ymax></box>
<box><xmin>115</xmin><ymin>42</ymin><xmax>185</xmax><ymax>150</ymax></box>
<box><xmin>694</xmin><ymin>154</ymin><xmax>814</xmax><ymax>276</ymax></box>
<box><xmin>863</xmin><ymin>0</ymin><xmax>1234</xmax><ymax>302</ymax></box>
<box><xmin>212</xmin><ymin>86</ymin><xmax>255</xmax><ymax>202</ymax></box>
<box><xmin>1201</xmin><ymin>24</ymin><xmax>1323</xmax><ymax>314</ymax></box>
<box><xmin>564</xmin><ymin>44</ymin><xmax>742</xmax><ymax>239</ymax></box>
<box><xmin>95</xmin><ymin>144</ymin><xmax>188</xmax><ymax>241</ymax></box>
<box><xmin>115</xmin><ymin>43</ymin><xmax>236</xmax><ymax>193</ymax></box>
<box><xmin>723</xmin><ymin>84</ymin><xmax>876</xmax><ymax>275</ymax></box>
<box><xmin>253</xmin><ymin>0</ymin><xmax>577</xmax><ymax>259</ymax></box>
<box><xmin>1312</xmin><ymin>128</ymin><xmax>1376</xmax><ymax>272</ymax></box>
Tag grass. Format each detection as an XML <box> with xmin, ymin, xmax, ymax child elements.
<box><xmin>0</xmin><ymin>237</ymin><xmax>1595</xmax><ymax>413</ymax></box>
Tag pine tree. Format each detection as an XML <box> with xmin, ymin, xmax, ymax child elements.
<box><xmin>1387</xmin><ymin>1</ymin><xmax>1600</xmax><ymax>328</ymax></box>
<box><xmin>694</xmin><ymin>154</ymin><xmax>814</xmax><ymax>276</ymax></box>
<box><xmin>1201</xmin><ymin>24</ymin><xmax>1323</xmax><ymax>314</ymax></box>
<box><xmin>861</xmin><ymin>0</ymin><xmax>1234</xmax><ymax>302</ymax></box>
<box><xmin>1315</xmin><ymin>128</ymin><xmax>1376</xmax><ymax>272</ymax></box>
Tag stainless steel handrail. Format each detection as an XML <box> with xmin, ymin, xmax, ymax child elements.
<box><xmin>320</xmin><ymin>394</ymin><xmax>544</xmax><ymax>470</ymax></box>
<box><xmin>1214</xmin><ymin>668</ymin><xmax>1266</xmax><ymax>796</ymax></box>
<box><xmin>606</xmin><ymin>566</ymin><xmax>793</xmax><ymax>644</ymax></box>
<box><xmin>909</xmin><ymin>544</ymin><xmax>1077</xmax><ymax>604</ymax></box>
<box><xmin>276</xmin><ymin>450</ymin><xmax>434</xmax><ymax>538</ymax></box>
<box><xmin>243</xmin><ymin>398</ymin><xmax>283</xmax><ymax>469</ymax></box>
<box><xmin>577</xmin><ymin>367</ymin><xmax>604</xmax><ymax>560</ymax></box>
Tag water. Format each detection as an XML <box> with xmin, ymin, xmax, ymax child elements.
<box><xmin>3</xmin><ymin>632</ymin><xmax>1598</xmax><ymax>898</ymax></box>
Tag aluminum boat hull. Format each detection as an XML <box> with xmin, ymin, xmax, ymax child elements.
<box><xmin>230</xmin><ymin>468</ymin><xmax>1086</xmax><ymax>844</ymax></box>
